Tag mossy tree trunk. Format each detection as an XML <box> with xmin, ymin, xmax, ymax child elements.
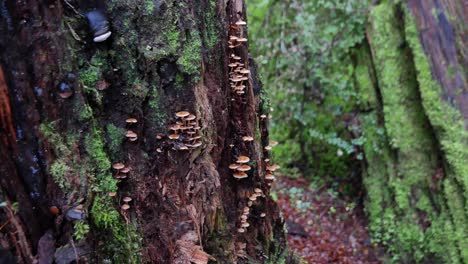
<box><xmin>0</xmin><ymin>0</ymin><xmax>292</xmax><ymax>263</ymax></box>
<box><xmin>355</xmin><ymin>0</ymin><xmax>467</xmax><ymax>263</ymax></box>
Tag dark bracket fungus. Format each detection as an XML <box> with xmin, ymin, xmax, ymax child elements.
<box><xmin>57</xmin><ymin>81</ymin><xmax>73</xmax><ymax>99</ymax></box>
<box><xmin>84</xmin><ymin>10</ymin><xmax>111</xmax><ymax>43</ymax></box>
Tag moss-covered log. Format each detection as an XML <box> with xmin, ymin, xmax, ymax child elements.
<box><xmin>355</xmin><ymin>0</ymin><xmax>468</xmax><ymax>262</ymax></box>
<box><xmin>0</xmin><ymin>0</ymin><xmax>294</xmax><ymax>263</ymax></box>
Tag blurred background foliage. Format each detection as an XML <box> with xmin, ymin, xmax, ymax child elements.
<box><xmin>248</xmin><ymin>0</ymin><xmax>370</xmax><ymax>190</ymax></box>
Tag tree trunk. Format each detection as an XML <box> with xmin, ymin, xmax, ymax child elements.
<box><xmin>0</xmin><ymin>0</ymin><xmax>292</xmax><ymax>263</ymax></box>
<box><xmin>355</xmin><ymin>0</ymin><xmax>467</xmax><ymax>263</ymax></box>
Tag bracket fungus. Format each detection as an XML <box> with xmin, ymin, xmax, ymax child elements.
<box><xmin>85</xmin><ymin>10</ymin><xmax>112</xmax><ymax>42</ymax></box>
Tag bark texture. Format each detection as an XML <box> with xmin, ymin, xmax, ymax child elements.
<box><xmin>0</xmin><ymin>0</ymin><xmax>292</xmax><ymax>263</ymax></box>
<box><xmin>355</xmin><ymin>0</ymin><xmax>467</xmax><ymax>262</ymax></box>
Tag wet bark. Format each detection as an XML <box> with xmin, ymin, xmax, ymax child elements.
<box><xmin>0</xmin><ymin>0</ymin><xmax>292</xmax><ymax>263</ymax></box>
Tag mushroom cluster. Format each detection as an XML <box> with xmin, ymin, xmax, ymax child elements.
<box><xmin>112</xmin><ymin>162</ymin><xmax>130</xmax><ymax>179</ymax></box>
<box><xmin>237</xmin><ymin>188</ymin><xmax>264</xmax><ymax>233</ymax></box>
<box><xmin>229</xmin><ymin>155</ymin><xmax>251</xmax><ymax>179</ymax></box>
<box><xmin>121</xmin><ymin>196</ymin><xmax>132</xmax><ymax>211</ymax></box>
<box><xmin>264</xmin><ymin>141</ymin><xmax>280</xmax><ymax>183</ymax></box>
<box><xmin>228</xmin><ymin>19</ymin><xmax>250</xmax><ymax>97</ymax></box>
<box><xmin>125</xmin><ymin>118</ymin><xmax>138</xmax><ymax>142</ymax></box>
<box><xmin>167</xmin><ymin>111</ymin><xmax>202</xmax><ymax>150</ymax></box>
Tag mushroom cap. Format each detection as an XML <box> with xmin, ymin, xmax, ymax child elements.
<box><xmin>190</xmin><ymin>135</ymin><xmax>202</xmax><ymax>140</ymax></box>
<box><xmin>175</xmin><ymin>111</ymin><xmax>190</xmax><ymax>118</ymax></box>
<box><xmin>112</xmin><ymin>163</ymin><xmax>125</xmax><ymax>170</ymax></box>
<box><xmin>191</xmin><ymin>142</ymin><xmax>202</xmax><ymax>148</ymax></box>
<box><xmin>126</xmin><ymin>130</ymin><xmax>137</xmax><ymax>138</ymax></box>
<box><xmin>260</xmin><ymin>114</ymin><xmax>267</xmax><ymax>119</ymax></box>
<box><xmin>240</xmin><ymin>69</ymin><xmax>250</xmax><ymax>74</ymax></box>
<box><xmin>265</xmin><ymin>173</ymin><xmax>275</xmax><ymax>180</ymax></box>
<box><xmin>49</xmin><ymin>206</ymin><xmax>60</xmax><ymax>215</ymax></box>
<box><xmin>249</xmin><ymin>195</ymin><xmax>257</xmax><ymax>201</ymax></box>
<box><xmin>121</xmin><ymin>204</ymin><xmax>130</xmax><ymax>210</ymax></box>
<box><xmin>123</xmin><ymin>196</ymin><xmax>132</xmax><ymax>202</ymax></box>
<box><xmin>156</xmin><ymin>148</ymin><xmax>163</xmax><ymax>153</ymax></box>
<box><xmin>247</xmin><ymin>201</ymin><xmax>253</xmax><ymax>207</ymax></box>
<box><xmin>120</xmin><ymin>167</ymin><xmax>130</xmax><ymax>173</ymax></box>
<box><xmin>233</xmin><ymin>172</ymin><xmax>248</xmax><ymax>179</ymax></box>
<box><xmin>229</xmin><ymin>35</ymin><xmax>239</xmax><ymax>40</ymax></box>
<box><xmin>264</xmin><ymin>158</ymin><xmax>270</xmax><ymax>162</ymax></box>
<box><xmin>126</xmin><ymin>118</ymin><xmax>138</xmax><ymax>123</ymax></box>
<box><xmin>237</xmin><ymin>228</ymin><xmax>245</xmax><ymax>233</ymax></box>
<box><xmin>254</xmin><ymin>188</ymin><xmax>262</xmax><ymax>193</ymax></box>
<box><xmin>186</xmin><ymin>114</ymin><xmax>196</xmax><ymax>121</ymax></box>
<box><xmin>264</xmin><ymin>146</ymin><xmax>272</xmax><ymax>151</ymax></box>
<box><xmin>269</xmin><ymin>140</ymin><xmax>278</xmax><ymax>147</ymax></box>
<box><xmin>156</xmin><ymin>133</ymin><xmax>164</xmax><ymax>139</ymax></box>
<box><xmin>267</xmin><ymin>164</ymin><xmax>280</xmax><ymax>171</ymax></box>
<box><xmin>108</xmin><ymin>192</ymin><xmax>117</xmax><ymax>197</ymax></box>
<box><xmin>168</xmin><ymin>134</ymin><xmax>180</xmax><ymax>140</ymax></box>
<box><xmin>237</xmin><ymin>165</ymin><xmax>251</xmax><ymax>172</ymax></box>
<box><xmin>242</xmin><ymin>136</ymin><xmax>254</xmax><ymax>142</ymax></box>
<box><xmin>129</xmin><ymin>136</ymin><xmax>138</xmax><ymax>142</ymax></box>
<box><xmin>237</xmin><ymin>38</ymin><xmax>248</xmax><ymax>42</ymax></box>
<box><xmin>229</xmin><ymin>163</ymin><xmax>240</xmax><ymax>170</ymax></box>
<box><xmin>179</xmin><ymin>145</ymin><xmax>189</xmax><ymax>150</ymax></box>
<box><xmin>236</xmin><ymin>156</ymin><xmax>250</xmax><ymax>163</ymax></box>
<box><xmin>169</xmin><ymin>124</ymin><xmax>181</xmax><ymax>131</ymax></box>
<box><xmin>241</xmin><ymin>222</ymin><xmax>250</xmax><ymax>228</ymax></box>
<box><xmin>235</xmin><ymin>19</ymin><xmax>247</xmax><ymax>25</ymax></box>
<box><xmin>240</xmin><ymin>215</ymin><xmax>248</xmax><ymax>220</ymax></box>
<box><xmin>260</xmin><ymin>213</ymin><xmax>266</xmax><ymax>217</ymax></box>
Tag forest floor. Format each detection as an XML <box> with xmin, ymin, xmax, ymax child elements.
<box><xmin>273</xmin><ymin>177</ymin><xmax>383</xmax><ymax>264</ymax></box>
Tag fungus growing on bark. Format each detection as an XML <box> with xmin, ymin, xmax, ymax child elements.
<box><xmin>112</xmin><ymin>163</ymin><xmax>125</xmax><ymax>170</ymax></box>
<box><xmin>260</xmin><ymin>114</ymin><xmax>267</xmax><ymax>119</ymax></box>
<box><xmin>49</xmin><ymin>206</ymin><xmax>60</xmax><ymax>215</ymax></box>
<box><xmin>175</xmin><ymin>111</ymin><xmax>190</xmax><ymax>118</ymax></box>
<box><xmin>236</xmin><ymin>156</ymin><xmax>250</xmax><ymax>163</ymax></box>
<box><xmin>108</xmin><ymin>192</ymin><xmax>117</xmax><ymax>197</ymax></box>
<box><xmin>168</xmin><ymin>134</ymin><xmax>179</xmax><ymax>140</ymax></box>
<box><xmin>260</xmin><ymin>213</ymin><xmax>266</xmax><ymax>217</ymax></box>
<box><xmin>265</xmin><ymin>173</ymin><xmax>275</xmax><ymax>181</ymax></box>
<box><xmin>237</xmin><ymin>228</ymin><xmax>245</xmax><ymax>233</ymax></box>
<box><xmin>233</xmin><ymin>172</ymin><xmax>248</xmax><ymax>179</ymax></box>
<box><xmin>229</xmin><ymin>164</ymin><xmax>239</xmax><ymax>170</ymax></box>
<box><xmin>126</xmin><ymin>130</ymin><xmax>138</xmax><ymax>141</ymax></box>
<box><xmin>120</xmin><ymin>167</ymin><xmax>130</xmax><ymax>173</ymax></box>
<box><xmin>242</xmin><ymin>136</ymin><xmax>254</xmax><ymax>142</ymax></box>
<box><xmin>122</xmin><ymin>197</ymin><xmax>132</xmax><ymax>203</ymax></box>
<box><xmin>237</xmin><ymin>165</ymin><xmax>251</xmax><ymax>172</ymax></box>
<box><xmin>85</xmin><ymin>10</ymin><xmax>112</xmax><ymax>42</ymax></box>
<box><xmin>57</xmin><ymin>82</ymin><xmax>73</xmax><ymax>99</ymax></box>
<box><xmin>156</xmin><ymin>148</ymin><xmax>163</xmax><ymax>153</ymax></box>
<box><xmin>126</xmin><ymin>118</ymin><xmax>138</xmax><ymax>124</ymax></box>
<box><xmin>235</xmin><ymin>19</ymin><xmax>247</xmax><ymax>26</ymax></box>
<box><xmin>121</xmin><ymin>204</ymin><xmax>130</xmax><ymax>210</ymax></box>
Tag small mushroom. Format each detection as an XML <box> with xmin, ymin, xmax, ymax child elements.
<box><xmin>229</xmin><ymin>163</ymin><xmax>240</xmax><ymax>170</ymax></box>
<box><xmin>175</xmin><ymin>111</ymin><xmax>190</xmax><ymax>118</ymax></box>
<box><xmin>126</xmin><ymin>130</ymin><xmax>137</xmax><ymax>139</ymax></box>
<box><xmin>126</xmin><ymin>118</ymin><xmax>138</xmax><ymax>124</ymax></box>
<box><xmin>236</xmin><ymin>156</ymin><xmax>250</xmax><ymax>164</ymax></box>
<box><xmin>233</xmin><ymin>172</ymin><xmax>248</xmax><ymax>179</ymax></box>
<box><xmin>112</xmin><ymin>163</ymin><xmax>125</xmax><ymax>170</ymax></box>
<box><xmin>57</xmin><ymin>82</ymin><xmax>73</xmax><ymax>99</ymax></box>
<box><xmin>237</xmin><ymin>228</ymin><xmax>245</xmax><ymax>233</ymax></box>
<box><xmin>120</xmin><ymin>167</ymin><xmax>130</xmax><ymax>173</ymax></box>
<box><xmin>235</xmin><ymin>19</ymin><xmax>247</xmax><ymax>26</ymax></box>
<box><xmin>49</xmin><ymin>206</ymin><xmax>60</xmax><ymax>215</ymax></box>
<box><xmin>241</xmin><ymin>222</ymin><xmax>250</xmax><ymax>228</ymax></box>
<box><xmin>122</xmin><ymin>196</ymin><xmax>132</xmax><ymax>203</ymax></box>
<box><xmin>108</xmin><ymin>192</ymin><xmax>117</xmax><ymax>197</ymax></box>
<box><xmin>265</xmin><ymin>173</ymin><xmax>275</xmax><ymax>180</ymax></box>
<box><xmin>242</xmin><ymin>136</ymin><xmax>254</xmax><ymax>142</ymax></box>
<box><xmin>121</xmin><ymin>204</ymin><xmax>130</xmax><ymax>210</ymax></box>
<box><xmin>254</xmin><ymin>188</ymin><xmax>262</xmax><ymax>194</ymax></box>
<box><xmin>260</xmin><ymin>213</ymin><xmax>266</xmax><ymax>218</ymax></box>
<box><xmin>237</xmin><ymin>165</ymin><xmax>251</xmax><ymax>172</ymax></box>
<box><xmin>168</xmin><ymin>134</ymin><xmax>180</xmax><ymax>140</ymax></box>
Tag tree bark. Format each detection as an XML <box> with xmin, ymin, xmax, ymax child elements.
<box><xmin>355</xmin><ymin>0</ymin><xmax>467</xmax><ymax>262</ymax></box>
<box><xmin>0</xmin><ymin>0</ymin><xmax>292</xmax><ymax>263</ymax></box>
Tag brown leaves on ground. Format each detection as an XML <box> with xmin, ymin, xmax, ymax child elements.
<box><xmin>274</xmin><ymin>177</ymin><xmax>382</xmax><ymax>264</ymax></box>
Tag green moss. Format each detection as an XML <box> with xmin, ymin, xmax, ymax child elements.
<box><xmin>50</xmin><ymin>160</ymin><xmax>72</xmax><ymax>190</ymax></box>
<box><xmin>177</xmin><ymin>34</ymin><xmax>202</xmax><ymax>78</ymax></box>
<box><xmin>105</xmin><ymin>124</ymin><xmax>125</xmax><ymax>157</ymax></box>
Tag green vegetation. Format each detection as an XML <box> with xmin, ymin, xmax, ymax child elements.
<box><xmin>249</xmin><ymin>0</ymin><xmax>467</xmax><ymax>262</ymax></box>
<box><xmin>248</xmin><ymin>0</ymin><xmax>369</xmax><ymax>184</ymax></box>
